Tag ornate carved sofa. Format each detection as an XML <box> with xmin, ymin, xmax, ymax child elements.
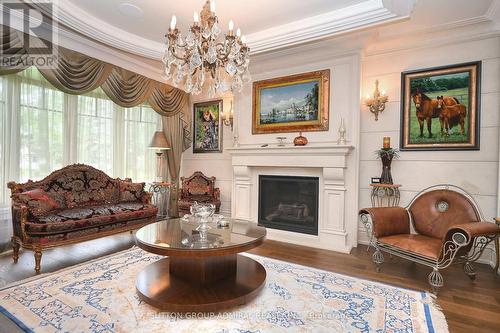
<box><xmin>8</xmin><ymin>164</ymin><xmax>158</xmax><ymax>273</ymax></box>
<box><xmin>177</xmin><ymin>171</ymin><xmax>221</xmax><ymax>216</ymax></box>
<box><xmin>359</xmin><ymin>185</ymin><xmax>500</xmax><ymax>293</ymax></box>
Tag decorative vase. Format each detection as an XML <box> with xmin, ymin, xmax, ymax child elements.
<box><xmin>190</xmin><ymin>201</ymin><xmax>216</xmax><ymax>241</ymax></box>
<box><xmin>380</xmin><ymin>154</ymin><xmax>394</xmax><ymax>184</ymax></box>
<box><xmin>293</xmin><ymin>132</ymin><xmax>308</xmax><ymax>146</ymax></box>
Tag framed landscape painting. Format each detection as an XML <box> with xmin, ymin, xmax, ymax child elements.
<box><xmin>193</xmin><ymin>100</ymin><xmax>223</xmax><ymax>153</ymax></box>
<box><xmin>400</xmin><ymin>62</ymin><xmax>481</xmax><ymax>151</ymax></box>
<box><xmin>252</xmin><ymin>69</ymin><xmax>330</xmax><ymax>134</ymax></box>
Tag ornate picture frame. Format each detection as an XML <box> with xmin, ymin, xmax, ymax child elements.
<box><xmin>400</xmin><ymin>62</ymin><xmax>481</xmax><ymax>151</ymax></box>
<box><xmin>193</xmin><ymin>100</ymin><xmax>223</xmax><ymax>154</ymax></box>
<box><xmin>252</xmin><ymin>69</ymin><xmax>330</xmax><ymax>134</ymax></box>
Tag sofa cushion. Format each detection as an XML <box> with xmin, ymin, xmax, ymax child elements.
<box><xmin>119</xmin><ymin>182</ymin><xmax>145</xmax><ymax>203</ymax></box>
<box><xmin>26</xmin><ymin>202</ymin><xmax>157</xmax><ymax>235</ymax></box>
<box><xmin>12</xmin><ymin>189</ymin><xmax>66</xmax><ymax>217</ymax></box>
<box><xmin>378</xmin><ymin>234</ymin><xmax>443</xmax><ymax>260</ymax></box>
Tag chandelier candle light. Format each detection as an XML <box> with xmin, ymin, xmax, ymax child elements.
<box><xmin>163</xmin><ymin>1</ymin><xmax>251</xmax><ymax>96</ymax></box>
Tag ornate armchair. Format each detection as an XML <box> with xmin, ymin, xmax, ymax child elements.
<box><xmin>177</xmin><ymin>171</ymin><xmax>221</xmax><ymax>216</ymax></box>
<box><xmin>359</xmin><ymin>185</ymin><xmax>500</xmax><ymax>293</ymax></box>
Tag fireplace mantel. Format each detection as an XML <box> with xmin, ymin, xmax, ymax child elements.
<box><xmin>227</xmin><ymin>143</ymin><xmax>354</xmax><ymax>168</ymax></box>
<box><xmin>227</xmin><ymin>142</ymin><xmax>355</xmax><ymax>253</ymax></box>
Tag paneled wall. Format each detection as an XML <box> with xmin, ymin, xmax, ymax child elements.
<box><xmin>358</xmin><ymin>36</ymin><xmax>500</xmax><ymax>264</ymax></box>
<box><xmin>181</xmin><ymin>32</ymin><xmax>500</xmax><ymax>265</ymax></box>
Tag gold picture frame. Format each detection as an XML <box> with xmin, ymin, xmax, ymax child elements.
<box><xmin>252</xmin><ymin>69</ymin><xmax>330</xmax><ymax>134</ymax></box>
<box><xmin>400</xmin><ymin>62</ymin><xmax>481</xmax><ymax>151</ymax></box>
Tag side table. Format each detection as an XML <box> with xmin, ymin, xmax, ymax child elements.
<box><xmin>148</xmin><ymin>182</ymin><xmax>173</xmax><ymax>219</ymax></box>
<box><xmin>370</xmin><ymin>184</ymin><xmax>401</xmax><ymax>207</ymax></box>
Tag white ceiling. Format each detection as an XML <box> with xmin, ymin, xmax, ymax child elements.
<box><xmin>66</xmin><ymin>0</ymin><xmax>367</xmax><ymax>42</ymax></box>
<box><xmin>50</xmin><ymin>0</ymin><xmax>417</xmax><ymax>57</ymax></box>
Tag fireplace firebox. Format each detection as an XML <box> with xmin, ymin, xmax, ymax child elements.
<box><xmin>258</xmin><ymin>175</ymin><xmax>319</xmax><ymax>235</ymax></box>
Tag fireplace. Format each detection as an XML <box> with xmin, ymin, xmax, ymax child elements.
<box><xmin>258</xmin><ymin>175</ymin><xmax>319</xmax><ymax>235</ymax></box>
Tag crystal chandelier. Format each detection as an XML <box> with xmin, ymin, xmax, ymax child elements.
<box><xmin>162</xmin><ymin>0</ymin><xmax>251</xmax><ymax>96</ymax></box>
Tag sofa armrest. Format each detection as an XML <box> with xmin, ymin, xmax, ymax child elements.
<box><xmin>359</xmin><ymin>207</ymin><xmax>410</xmax><ymax>238</ymax></box>
<box><xmin>11</xmin><ymin>203</ymin><xmax>29</xmax><ymax>241</ymax></box>
<box><xmin>445</xmin><ymin>221</ymin><xmax>500</xmax><ymax>244</ymax></box>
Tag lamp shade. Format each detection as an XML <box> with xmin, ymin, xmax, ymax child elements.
<box><xmin>148</xmin><ymin>131</ymin><xmax>171</xmax><ymax>150</ymax></box>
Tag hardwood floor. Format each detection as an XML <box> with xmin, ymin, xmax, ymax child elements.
<box><xmin>0</xmin><ymin>234</ymin><xmax>498</xmax><ymax>332</ymax></box>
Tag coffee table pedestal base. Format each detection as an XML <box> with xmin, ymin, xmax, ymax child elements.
<box><xmin>136</xmin><ymin>255</ymin><xmax>266</xmax><ymax>312</ymax></box>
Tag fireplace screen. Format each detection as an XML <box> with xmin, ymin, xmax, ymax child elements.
<box><xmin>258</xmin><ymin>175</ymin><xmax>319</xmax><ymax>235</ymax></box>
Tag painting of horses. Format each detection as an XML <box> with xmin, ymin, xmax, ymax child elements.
<box><xmin>400</xmin><ymin>62</ymin><xmax>481</xmax><ymax>150</ymax></box>
<box><xmin>252</xmin><ymin>70</ymin><xmax>330</xmax><ymax>134</ymax></box>
<box><xmin>193</xmin><ymin>100</ymin><xmax>223</xmax><ymax>153</ymax></box>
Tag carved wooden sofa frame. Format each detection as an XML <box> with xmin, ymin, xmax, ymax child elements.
<box><xmin>8</xmin><ymin>164</ymin><xmax>157</xmax><ymax>273</ymax></box>
<box><xmin>359</xmin><ymin>184</ymin><xmax>500</xmax><ymax>293</ymax></box>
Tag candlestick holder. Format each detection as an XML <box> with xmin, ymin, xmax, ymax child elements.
<box><xmin>337</xmin><ymin>118</ymin><xmax>346</xmax><ymax>145</ymax></box>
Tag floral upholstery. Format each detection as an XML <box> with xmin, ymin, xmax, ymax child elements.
<box><xmin>12</xmin><ymin>188</ymin><xmax>66</xmax><ymax>217</ymax></box>
<box><xmin>25</xmin><ymin>202</ymin><xmax>157</xmax><ymax>235</ymax></box>
<box><xmin>8</xmin><ymin>164</ymin><xmax>157</xmax><ymax>272</ymax></box>
<box><xmin>119</xmin><ymin>182</ymin><xmax>145</xmax><ymax>203</ymax></box>
<box><xmin>178</xmin><ymin>171</ymin><xmax>221</xmax><ymax>216</ymax></box>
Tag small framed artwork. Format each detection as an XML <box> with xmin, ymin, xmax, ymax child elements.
<box><xmin>400</xmin><ymin>61</ymin><xmax>481</xmax><ymax>151</ymax></box>
<box><xmin>371</xmin><ymin>177</ymin><xmax>381</xmax><ymax>184</ymax></box>
<box><xmin>252</xmin><ymin>69</ymin><xmax>330</xmax><ymax>134</ymax></box>
<box><xmin>193</xmin><ymin>100</ymin><xmax>223</xmax><ymax>153</ymax></box>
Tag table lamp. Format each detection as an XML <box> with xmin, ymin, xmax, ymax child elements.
<box><xmin>148</xmin><ymin>131</ymin><xmax>171</xmax><ymax>182</ymax></box>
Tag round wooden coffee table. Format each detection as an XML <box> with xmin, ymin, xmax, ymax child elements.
<box><xmin>135</xmin><ymin>218</ymin><xmax>267</xmax><ymax>312</ymax></box>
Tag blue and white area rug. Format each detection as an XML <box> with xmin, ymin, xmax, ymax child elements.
<box><xmin>0</xmin><ymin>247</ymin><xmax>447</xmax><ymax>332</ymax></box>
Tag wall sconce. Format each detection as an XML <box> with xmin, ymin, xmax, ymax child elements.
<box><xmin>365</xmin><ymin>80</ymin><xmax>388</xmax><ymax>121</ymax></box>
<box><xmin>223</xmin><ymin>100</ymin><xmax>234</xmax><ymax>130</ymax></box>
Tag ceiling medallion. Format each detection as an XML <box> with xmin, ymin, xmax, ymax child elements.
<box><xmin>163</xmin><ymin>0</ymin><xmax>251</xmax><ymax>96</ymax></box>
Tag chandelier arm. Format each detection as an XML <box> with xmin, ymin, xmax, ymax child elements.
<box><xmin>168</xmin><ymin>48</ymin><xmax>189</xmax><ymax>63</ymax></box>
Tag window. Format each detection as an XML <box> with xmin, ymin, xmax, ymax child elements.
<box><xmin>124</xmin><ymin>105</ymin><xmax>160</xmax><ymax>182</ymax></box>
<box><xmin>77</xmin><ymin>94</ymin><xmax>114</xmax><ymax>175</ymax></box>
<box><xmin>0</xmin><ymin>77</ymin><xmax>6</xmax><ymax>205</ymax></box>
<box><xmin>19</xmin><ymin>71</ymin><xmax>64</xmax><ymax>182</ymax></box>
<box><xmin>0</xmin><ymin>68</ymin><xmax>162</xmax><ymax>207</ymax></box>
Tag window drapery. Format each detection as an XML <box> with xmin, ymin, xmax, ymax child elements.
<box><xmin>0</xmin><ymin>25</ymin><xmax>193</xmax><ymax>215</ymax></box>
<box><xmin>0</xmin><ymin>27</ymin><xmax>189</xmax><ymax>117</ymax></box>
<box><xmin>0</xmin><ymin>68</ymin><xmax>162</xmax><ymax>207</ymax></box>
<box><xmin>1</xmin><ymin>26</ymin><xmax>191</xmax><ymax>170</ymax></box>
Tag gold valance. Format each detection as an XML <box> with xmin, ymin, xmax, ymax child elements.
<box><xmin>0</xmin><ymin>26</ymin><xmax>189</xmax><ymax>118</ymax></box>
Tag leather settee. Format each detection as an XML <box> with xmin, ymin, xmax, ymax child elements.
<box><xmin>8</xmin><ymin>164</ymin><xmax>158</xmax><ymax>273</ymax></box>
<box><xmin>177</xmin><ymin>171</ymin><xmax>221</xmax><ymax>216</ymax></box>
<box><xmin>359</xmin><ymin>185</ymin><xmax>500</xmax><ymax>293</ymax></box>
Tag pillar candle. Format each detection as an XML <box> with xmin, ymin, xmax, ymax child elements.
<box><xmin>383</xmin><ymin>136</ymin><xmax>390</xmax><ymax>149</ymax></box>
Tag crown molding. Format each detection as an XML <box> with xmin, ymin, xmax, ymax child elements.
<box><xmin>31</xmin><ymin>0</ymin><xmax>164</xmax><ymax>59</ymax></box>
<box><xmin>246</xmin><ymin>0</ymin><xmax>416</xmax><ymax>54</ymax></box>
<box><xmin>365</xmin><ymin>3</ymin><xmax>500</xmax><ymax>57</ymax></box>
<box><xmin>4</xmin><ymin>3</ymin><xmax>166</xmax><ymax>83</ymax></box>
<box><xmin>29</xmin><ymin>0</ymin><xmax>416</xmax><ymax>59</ymax></box>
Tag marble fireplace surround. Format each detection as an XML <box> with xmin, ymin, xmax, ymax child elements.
<box><xmin>227</xmin><ymin>143</ymin><xmax>354</xmax><ymax>253</ymax></box>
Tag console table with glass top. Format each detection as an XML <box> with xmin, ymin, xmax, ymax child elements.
<box><xmin>135</xmin><ymin>218</ymin><xmax>267</xmax><ymax>312</ymax></box>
